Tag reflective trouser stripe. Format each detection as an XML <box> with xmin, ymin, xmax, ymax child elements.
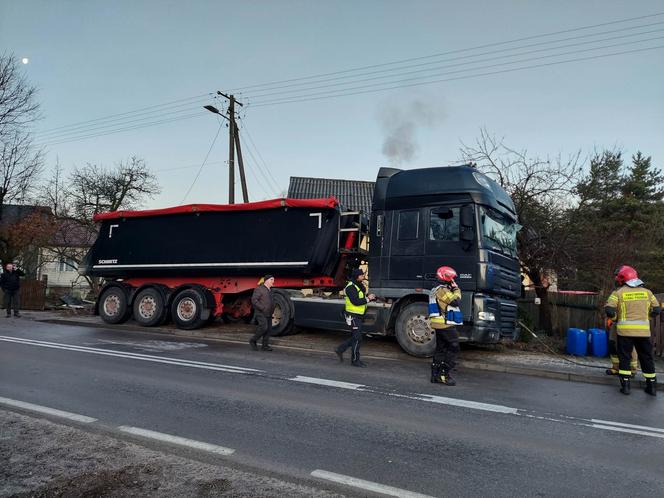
<box><xmin>619</xmin><ymin>370</ymin><xmax>633</xmax><ymax>376</ymax></box>
<box><xmin>643</xmin><ymin>373</ymin><xmax>657</xmax><ymax>379</ymax></box>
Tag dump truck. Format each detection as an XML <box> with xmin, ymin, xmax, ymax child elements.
<box><xmin>81</xmin><ymin>165</ymin><xmax>520</xmax><ymax>356</ymax></box>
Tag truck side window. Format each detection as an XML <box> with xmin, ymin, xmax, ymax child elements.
<box><xmin>429</xmin><ymin>207</ymin><xmax>460</xmax><ymax>241</ymax></box>
<box><xmin>397</xmin><ymin>210</ymin><xmax>419</xmax><ymax>240</ymax></box>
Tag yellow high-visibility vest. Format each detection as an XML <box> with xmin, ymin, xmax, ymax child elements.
<box><xmin>606</xmin><ymin>286</ymin><xmax>659</xmax><ymax>337</ymax></box>
<box><xmin>344</xmin><ymin>281</ymin><xmax>367</xmax><ymax>315</ymax></box>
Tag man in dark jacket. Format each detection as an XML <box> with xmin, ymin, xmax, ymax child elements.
<box><xmin>250</xmin><ymin>275</ymin><xmax>275</xmax><ymax>351</ymax></box>
<box><xmin>335</xmin><ymin>268</ymin><xmax>375</xmax><ymax>367</ymax></box>
<box><xmin>1</xmin><ymin>263</ymin><xmax>25</xmax><ymax>318</ymax></box>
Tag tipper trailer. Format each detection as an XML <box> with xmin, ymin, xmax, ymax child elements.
<box><xmin>81</xmin><ymin>165</ymin><xmax>521</xmax><ymax>356</ymax></box>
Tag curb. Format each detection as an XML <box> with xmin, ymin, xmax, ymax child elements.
<box><xmin>31</xmin><ymin>316</ymin><xmax>634</xmax><ymax>387</ymax></box>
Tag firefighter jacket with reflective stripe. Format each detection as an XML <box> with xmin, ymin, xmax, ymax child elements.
<box><xmin>606</xmin><ymin>285</ymin><xmax>659</xmax><ymax>337</ymax></box>
<box><xmin>344</xmin><ymin>281</ymin><xmax>367</xmax><ymax>316</ymax></box>
<box><xmin>429</xmin><ymin>286</ymin><xmax>462</xmax><ymax>330</ymax></box>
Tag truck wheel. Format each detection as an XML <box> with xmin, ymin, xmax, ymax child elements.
<box><xmin>99</xmin><ymin>286</ymin><xmax>131</xmax><ymax>324</ymax></box>
<box><xmin>171</xmin><ymin>288</ymin><xmax>206</xmax><ymax>330</ymax></box>
<box><xmin>133</xmin><ymin>288</ymin><xmax>167</xmax><ymax>327</ymax></box>
<box><xmin>270</xmin><ymin>290</ymin><xmax>294</xmax><ymax>336</ymax></box>
<box><xmin>395</xmin><ymin>302</ymin><xmax>435</xmax><ymax>357</ymax></box>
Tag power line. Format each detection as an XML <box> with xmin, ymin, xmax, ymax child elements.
<box><xmin>37</xmin><ymin>105</ymin><xmax>210</xmax><ymax>143</ymax></box>
<box><xmin>236</xmin><ymin>121</ymin><xmax>280</xmax><ymax>197</ymax></box>
<box><xmin>247</xmin><ymin>43</ymin><xmax>664</xmax><ymax>108</ymax></box>
<box><xmin>242</xmin><ymin>24</ymin><xmax>664</xmax><ymax>100</ymax></box>
<box><xmin>181</xmin><ymin>120</ymin><xmax>224</xmax><ymax>203</ymax></box>
<box><xmin>226</xmin><ymin>11</ymin><xmax>664</xmax><ymax>93</ymax></box>
<box><xmin>238</xmin><ymin>120</ymin><xmax>281</xmax><ymax>193</ymax></box>
<box><xmin>36</xmin><ymin>97</ymin><xmax>210</xmax><ymax>139</ymax></box>
<box><xmin>36</xmin><ymin>93</ymin><xmax>211</xmax><ymax>134</ymax></box>
<box><xmin>35</xmin><ymin>111</ymin><xmax>207</xmax><ymax>147</ymax></box>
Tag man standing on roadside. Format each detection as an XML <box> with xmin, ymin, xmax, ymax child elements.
<box><xmin>1</xmin><ymin>262</ymin><xmax>25</xmax><ymax>318</ymax></box>
<box><xmin>335</xmin><ymin>268</ymin><xmax>375</xmax><ymax>367</ymax></box>
<box><xmin>250</xmin><ymin>275</ymin><xmax>275</xmax><ymax>351</ymax></box>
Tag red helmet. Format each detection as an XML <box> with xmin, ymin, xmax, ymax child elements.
<box><xmin>436</xmin><ymin>266</ymin><xmax>457</xmax><ymax>282</ymax></box>
<box><xmin>615</xmin><ymin>265</ymin><xmax>638</xmax><ymax>285</ymax></box>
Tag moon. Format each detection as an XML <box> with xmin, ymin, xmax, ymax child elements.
<box><xmin>21</xmin><ymin>58</ymin><xmax>29</xmax><ymax>64</ymax></box>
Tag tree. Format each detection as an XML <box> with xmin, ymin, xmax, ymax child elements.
<box><xmin>460</xmin><ymin>128</ymin><xmax>583</xmax><ymax>334</ymax></box>
<box><xmin>41</xmin><ymin>156</ymin><xmax>160</xmax><ymax>295</ymax></box>
<box><xmin>0</xmin><ymin>53</ymin><xmax>40</xmax><ymax>139</ymax></box>
<box><xmin>569</xmin><ymin>150</ymin><xmax>664</xmax><ymax>297</ymax></box>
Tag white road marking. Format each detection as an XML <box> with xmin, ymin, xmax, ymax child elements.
<box><xmin>0</xmin><ymin>396</ymin><xmax>97</xmax><ymax>423</ymax></box>
<box><xmin>118</xmin><ymin>426</ymin><xmax>235</xmax><ymax>455</ymax></box>
<box><xmin>291</xmin><ymin>376</ymin><xmax>365</xmax><ymax>390</ymax></box>
<box><xmin>590</xmin><ymin>419</ymin><xmax>664</xmax><ymax>434</ymax></box>
<box><xmin>416</xmin><ymin>393</ymin><xmax>519</xmax><ymax>414</ymax></box>
<box><xmin>0</xmin><ymin>335</ymin><xmax>260</xmax><ymax>374</ymax></box>
<box><xmin>591</xmin><ymin>424</ymin><xmax>664</xmax><ymax>439</ymax></box>
<box><xmin>311</xmin><ymin>470</ymin><xmax>435</xmax><ymax>498</ymax></box>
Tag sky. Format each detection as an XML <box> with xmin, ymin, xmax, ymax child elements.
<box><xmin>1</xmin><ymin>0</ymin><xmax>663</xmax><ymax>209</ymax></box>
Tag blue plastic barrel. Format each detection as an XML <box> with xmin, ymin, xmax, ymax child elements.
<box><xmin>566</xmin><ymin>328</ymin><xmax>587</xmax><ymax>356</ymax></box>
<box><xmin>587</xmin><ymin>328</ymin><xmax>608</xmax><ymax>357</ymax></box>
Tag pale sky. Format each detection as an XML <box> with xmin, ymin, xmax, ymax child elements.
<box><xmin>1</xmin><ymin>0</ymin><xmax>662</xmax><ymax>209</ymax></box>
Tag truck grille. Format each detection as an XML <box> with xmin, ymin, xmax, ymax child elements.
<box><xmin>497</xmin><ymin>266</ymin><xmax>521</xmax><ymax>298</ymax></box>
<box><xmin>500</xmin><ymin>301</ymin><xmax>518</xmax><ymax>336</ymax></box>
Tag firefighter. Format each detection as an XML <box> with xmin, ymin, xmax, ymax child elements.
<box><xmin>428</xmin><ymin>266</ymin><xmax>462</xmax><ymax>386</ymax></box>
<box><xmin>605</xmin><ymin>265</ymin><xmax>661</xmax><ymax>396</ymax></box>
<box><xmin>335</xmin><ymin>268</ymin><xmax>375</xmax><ymax>367</ymax></box>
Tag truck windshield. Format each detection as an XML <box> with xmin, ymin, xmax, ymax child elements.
<box><xmin>479</xmin><ymin>207</ymin><xmax>520</xmax><ymax>257</ymax></box>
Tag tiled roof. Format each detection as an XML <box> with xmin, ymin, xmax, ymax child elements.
<box><xmin>287</xmin><ymin>176</ymin><xmax>375</xmax><ymax>214</ymax></box>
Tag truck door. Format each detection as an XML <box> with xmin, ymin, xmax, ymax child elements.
<box><xmin>387</xmin><ymin>208</ymin><xmax>425</xmax><ymax>284</ymax></box>
<box><xmin>423</xmin><ymin>205</ymin><xmax>474</xmax><ymax>286</ymax></box>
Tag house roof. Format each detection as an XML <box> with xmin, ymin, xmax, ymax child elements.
<box><xmin>0</xmin><ymin>204</ymin><xmax>52</xmax><ymax>228</ymax></box>
<box><xmin>287</xmin><ymin>177</ymin><xmax>375</xmax><ymax>214</ymax></box>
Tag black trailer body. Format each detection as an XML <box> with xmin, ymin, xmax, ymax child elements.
<box><xmin>81</xmin><ymin>198</ymin><xmax>343</xmax><ymax>279</ymax></box>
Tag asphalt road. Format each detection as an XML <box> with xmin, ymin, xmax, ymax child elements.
<box><xmin>1</xmin><ymin>318</ymin><xmax>663</xmax><ymax>497</ymax></box>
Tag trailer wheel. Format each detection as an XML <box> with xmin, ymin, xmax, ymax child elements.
<box><xmin>99</xmin><ymin>286</ymin><xmax>131</xmax><ymax>324</ymax></box>
<box><xmin>270</xmin><ymin>290</ymin><xmax>294</xmax><ymax>336</ymax></box>
<box><xmin>133</xmin><ymin>288</ymin><xmax>167</xmax><ymax>327</ymax></box>
<box><xmin>171</xmin><ymin>288</ymin><xmax>207</xmax><ymax>330</ymax></box>
<box><xmin>395</xmin><ymin>302</ymin><xmax>435</xmax><ymax>357</ymax></box>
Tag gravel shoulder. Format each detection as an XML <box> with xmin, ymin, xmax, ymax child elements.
<box><xmin>0</xmin><ymin>409</ymin><xmax>343</xmax><ymax>498</ymax></box>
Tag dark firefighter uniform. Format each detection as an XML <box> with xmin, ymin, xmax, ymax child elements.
<box><xmin>335</xmin><ymin>274</ymin><xmax>371</xmax><ymax>367</ymax></box>
<box><xmin>606</xmin><ymin>318</ymin><xmax>638</xmax><ymax>376</ymax></box>
<box><xmin>605</xmin><ymin>285</ymin><xmax>660</xmax><ymax>395</ymax></box>
<box><xmin>429</xmin><ymin>284</ymin><xmax>462</xmax><ymax>386</ymax></box>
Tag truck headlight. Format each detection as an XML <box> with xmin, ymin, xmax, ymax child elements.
<box><xmin>478</xmin><ymin>311</ymin><xmax>496</xmax><ymax>321</ymax></box>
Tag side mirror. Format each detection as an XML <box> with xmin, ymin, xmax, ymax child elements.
<box><xmin>460</xmin><ymin>205</ymin><xmax>474</xmax><ymax>227</ymax></box>
<box><xmin>461</xmin><ymin>228</ymin><xmax>474</xmax><ymax>242</ymax></box>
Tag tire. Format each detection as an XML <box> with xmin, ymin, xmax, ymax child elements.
<box><xmin>133</xmin><ymin>287</ymin><xmax>167</xmax><ymax>327</ymax></box>
<box><xmin>395</xmin><ymin>302</ymin><xmax>436</xmax><ymax>357</ymax></box>
<box><xmin>98</xmin><ymin>286</ymin><xmax>131</xmax><ymax>324</ymax></box>
<box><xmin>171</xmin><ymin>288</ymin><xmax>207</xmax><ymax>330</ymax></box>
<box><xmin>270</xmin><ymin>290</ymin><xmax>294</xmax><ymax>336</ymax></box>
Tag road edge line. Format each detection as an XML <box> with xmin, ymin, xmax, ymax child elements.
<box><xmin>311</xmin><ymin>469</ymin><xmax>435</xmax><ymax>498</ymax></box>
<box><xmin>0</xmin><ymin>396</ymin><xmax>97</xmax><ymax>423</ymax></box>
<box><xmin>118</xmin><ymin>426</ymin><xmax>235</xmax><ymax>455</ymax></box>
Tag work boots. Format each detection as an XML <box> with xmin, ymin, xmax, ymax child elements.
<box><xmin>619</xmin><ymin>376</ymin><xmax>631</xmax><ymax>395</ymax></box>
<box><xmin>431</xmin><ymin>362</ymin><xmax>456</xmax><ymax>386</ymax></box>
<box><xmin>645</xmin><ymin>378</ymin><xmax>657</xmax><ymax>396</ymax></box>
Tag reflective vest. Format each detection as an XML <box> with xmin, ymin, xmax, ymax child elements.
<box><xmin>344</xmin><ymin>281</ymin><xmax>367</xmax><ymax>316</ymax></box>
<box><xmin>428</xmin><ymin>286</ymin><xmax>462</xmax><ymax>330</ymax></box>
<box><xmin>606</xmin><ymin>285</ymin><xmax>659</xmax><ymax>337</ymax></box>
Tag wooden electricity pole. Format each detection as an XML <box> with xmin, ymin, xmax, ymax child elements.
<box><xmin>214</xmin><ymin>91</ymin><xmax>249</xmax><ymax>204</ymax></box>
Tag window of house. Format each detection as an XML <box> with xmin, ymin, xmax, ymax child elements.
<box><xmin>429</xmin><ymin>207</ymin><xmax>460</xmax><ymax>241</ymax></box>
<box><xmin>58</xmin><ymin>257</ymin><xmax>78</xmax><ymax>272</ymax></box>
<box><xmin>397</xmin><ymin>210</ymin><xmax>419</xmax><ymax>240</ymax></box>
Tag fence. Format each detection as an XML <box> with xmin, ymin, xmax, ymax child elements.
<box><xmin>519</xmin><ymin>291</ymin><xmax>664</xmax><ymax>357</ymax></box>
<box><xmin>0</xmin><ymin>278</ymin><xmax>47</xmax><ymax>311</ymax></box>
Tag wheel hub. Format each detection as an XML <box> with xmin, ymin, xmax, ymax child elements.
<box><xmin>407</xmin><ymin>314</ymin><xmax>433</xmax><ymax>344</ymax></box>
<box><xmin>138</xmin><ymin>296</ymin><xmax>156</xmax><ymax>319</ymax></box>
<box><xmin>177</xmin><ymin>297</ymin><xmax>196</xmax><ymax>321</ymax></box>
<box><xmin>103</xmin><ymin>295</ymin><xmax>121</xmax><ymax>317</ymax></box>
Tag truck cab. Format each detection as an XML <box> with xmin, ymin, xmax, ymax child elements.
<box><xmin>367</xmin><ymin>165</ymin><xmax>521</xmax><ymax>356</ymax></box>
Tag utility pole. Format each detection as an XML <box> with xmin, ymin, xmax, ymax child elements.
<box><xmin>203</xmin><ymin>92</ymin><xmax>249</xmax><ymax>204</ymax></box>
